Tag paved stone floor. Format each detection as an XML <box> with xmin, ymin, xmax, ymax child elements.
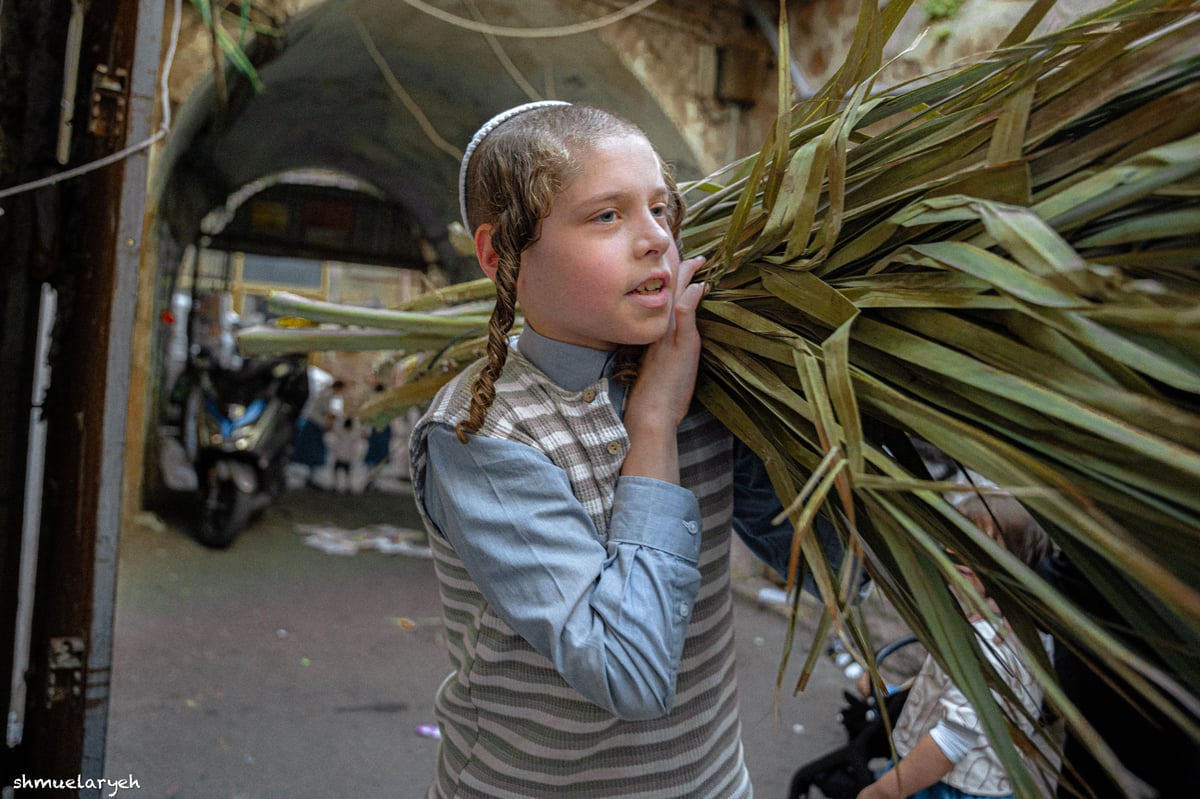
<box><xmin>104</xmin><ymin>484</ymin><xmax>914</xmax><ymax>798</ymax></box>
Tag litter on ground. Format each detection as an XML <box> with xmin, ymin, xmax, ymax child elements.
<box><xmin>294</xmin><ymin>523</ymin><xmax>431</xmax><ymax>558</ymax></box>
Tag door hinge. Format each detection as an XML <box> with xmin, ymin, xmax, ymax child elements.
<box><xmin>45</xmin><ymin>636</ymin><xmax>85</xmax><ymax>708</ymax></box>
<box><xmin>88</xmin><ymin>64</ymin><xmax>129</xmax><ymax>141</ymax></box>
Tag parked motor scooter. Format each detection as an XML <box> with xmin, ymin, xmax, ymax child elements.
<box><xmin>189</xmin><ymin>348</ymin><xmax>309</xmax><ymax>547</ymax></box>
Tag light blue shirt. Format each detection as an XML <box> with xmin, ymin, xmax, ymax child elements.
<box><xmin>421</xmin><ymin>328</ymin><xmax>798</xmax><ymax>718</ymax></box>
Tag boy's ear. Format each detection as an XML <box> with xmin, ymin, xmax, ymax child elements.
<box><xmin>474</xmin><ymin>224</ymin><xmax>500</xmax><ymax>282</ymax></box>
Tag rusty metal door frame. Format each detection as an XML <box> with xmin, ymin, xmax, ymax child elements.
<box><xmin>5</xmin><ymin>0</ymin><xmax>166</xmax><ymax>790</ymax></box>
<box><xmin>80</xmin><ymin>0</ymin><xmax>166</xmax><ymax>777</ymax></box>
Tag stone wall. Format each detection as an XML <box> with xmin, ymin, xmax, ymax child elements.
<box><xmin>573</xmin><ymin>0</ymin><xmax>1106</xmax><ymax>177</ymax></box>
<box><xmin>162</xmin><ymin>0</ymin><xmax>1107</xmax><ymax>188</ymax></box>
<box><xmin>789</xmin><ymin>0</ymin><xmax>1104</xmax><ymax>89</ymax></box>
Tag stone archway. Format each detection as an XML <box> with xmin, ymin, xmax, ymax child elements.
<box><xmin>140</xmin><ymin>0</ymin><xmax>756</xmax><ymax>505</ymax></box>
<box><xmin>155</xmin><ymin>0</ymin><xmax>724</xmax><ymax>281</ymax></box>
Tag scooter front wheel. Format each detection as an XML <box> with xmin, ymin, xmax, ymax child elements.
<box><xmin>197</xmin><ymin>477</ymin><xmax>251</xmax><ymax>548</ymax></box>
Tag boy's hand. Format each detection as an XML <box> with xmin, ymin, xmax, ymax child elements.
<box><xmin>621</xmin><ymin>254</ymin><xmax>707</xmax><ymax>485</ymax></box>
<box><xmin>628</xmin><ymin>255</ymin><xmax>707</xmax><ymax>427</ymax></box>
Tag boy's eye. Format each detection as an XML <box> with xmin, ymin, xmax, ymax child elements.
<box><xmin>594</xmin><ymin>210</ymin><xmax>618</xmax><ymax>223</ymax></box>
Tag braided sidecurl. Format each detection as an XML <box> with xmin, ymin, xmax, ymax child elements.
<box><xmin>455</xmin><ymin>255</ymin><xmax>519</xmax><ymax>442</ymax></box>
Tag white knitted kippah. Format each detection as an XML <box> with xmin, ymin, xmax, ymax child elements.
<box><xmin>458</xmin><ymin>100</ymin><xmax>571</xmax><ymax>230</ymax></box>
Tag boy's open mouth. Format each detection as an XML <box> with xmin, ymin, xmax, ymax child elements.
<box><xmin>632</xmin><ymin>278</ymin><xmax>664</xmax><ymax>295</ymax></box>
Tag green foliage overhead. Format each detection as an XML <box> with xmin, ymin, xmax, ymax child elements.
<box><xmin>923</xmin><ymin>0</ymin><xmax>964</xmax><ymax>22</ymax></box>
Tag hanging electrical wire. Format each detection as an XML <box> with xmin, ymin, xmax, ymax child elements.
<box><xmin>0</xmin><ymin>0</ymin><xmax>184</xmax><ymax>203</ymax></box>
<box><xmin>348</xmin><ymin>11</ymin><xmax>463</xmax><ymax>161</ymax></box>
<box><xmin>400</xmin><ymin>0</ymin><xmax>663</xmax><ymax>38</ymax></box>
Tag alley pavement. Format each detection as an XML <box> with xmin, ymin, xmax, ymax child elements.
<box><xmin>105</xmin><ymin>479</ymin><xmax>913</xmax><ymax>799</ymax></box>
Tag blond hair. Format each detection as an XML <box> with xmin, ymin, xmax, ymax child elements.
<box><xmin>456</xmin><ymin>103</ymin><xmax>684</xmax><ymax>441</ymax></box>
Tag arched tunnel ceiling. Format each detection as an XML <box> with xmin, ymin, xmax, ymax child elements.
<box><xmin>160</xmin><ymin>0</ymin><xmax>709</xmax><ymax>283</ymax></box>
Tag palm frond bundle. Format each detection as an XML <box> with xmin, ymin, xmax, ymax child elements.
<box><xmin>237</xmin><ymin>280</ymin><xmax>504</xmax><ymax>428</ymax></box>
<box><xmin>681</xmin><ymin>0</ymin><xmax>1199</xmax><ymax>794</ymax></box>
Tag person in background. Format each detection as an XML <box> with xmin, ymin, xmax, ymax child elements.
<box><xmin>293</xmin><ymin>378</ymin><xmax>344</xmax><ymax>489</ymax></box>
<box><xmin>856</xmin><ymin>493</ymin><xmax>1057</xmax><ymax>799</ymax></box>
<box><xmin>362</xmin><ymin>384</ymin><xmax>393</xmax><ymax>492</ymax></box>
<box><xmin>1040</xmin><ymin>548</ymin><xmax>1200</xmax><ymax>798</ymax></box>
<box><xmin>328</xmin><ymin>413</ymin><xmax>360</xmax><ymax>494</ymax></box>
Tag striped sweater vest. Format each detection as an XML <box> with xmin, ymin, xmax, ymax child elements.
<box><xmin>409</xmin><ymin>348</ymin><xmax>751</xmax><ymax>799</ymax></box>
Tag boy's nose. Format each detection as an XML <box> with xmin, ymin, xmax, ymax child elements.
<box><xmin>638</xmin><ymin>212</ymin><xmax>671</xmax><ymax>255</ymax></box>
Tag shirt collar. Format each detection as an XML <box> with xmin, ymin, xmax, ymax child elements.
<box><xmin>517</xmin><ymin>326</ymin><xmax>614</xmax><ymax>392</ymax></box>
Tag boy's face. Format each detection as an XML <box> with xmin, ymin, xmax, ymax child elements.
<box><xmin>510</xmin><ymin>134</ymin><xmax>679</xmax><ymax>351</ymax></box>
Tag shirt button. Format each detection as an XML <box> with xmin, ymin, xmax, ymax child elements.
<box><xmin>582</xmin><ymin>388</ymin><xmax>596</xmax><ymax>402</ymax></box>
<box><xmin>678</xmin><ymin>602</ymin><xmax>690</xmax><ymax>618</ymax></box>
<box><xmin>683</xmin><ymin>520</ymin><xmax>699</xmax><ymax>534</ymax></box>
<box><xmin>607</xmin><ymin>441</ymin><xmax>621</xmax><ymax>455</ymax></box>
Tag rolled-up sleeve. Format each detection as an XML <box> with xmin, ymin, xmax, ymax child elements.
<box><xmin>731</xmin><ymin>438</ymin><xmax>800</xmax><ymax>577</ymax></box>
<box><xmin>731</xmin><ymin>438</ymin><xmax>852</xmax><ymax>597</ymax></box>
<box><xmin>423</xmin><ymin>424</ymin><xmax>702</xmax><ymax>720</ymax></box>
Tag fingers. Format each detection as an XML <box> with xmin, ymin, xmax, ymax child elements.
<box><xmin>675</xmin><ymin>255</ymin><xmax>706</xmax><ymax>296</ymax></box>
<box><xmin>630</xmin><ymin>257</ymin><xmax>708</xmax><ymax>429</ymax></box>
<box><xmin>674</xmin><ymin>280</ymin><xmax>708</xmax><ymax>317</ymax></box>
<box><xmin>670</xmin><ymin>257</ymin><xmax>709</xmax><ymax>352</ymax></box>
<box><xmin>673</xmin><ymin>255</ymin><xmax>707</xmax><ymax>317</ymax></box>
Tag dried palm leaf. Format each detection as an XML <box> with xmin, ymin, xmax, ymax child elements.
<box><xmin>681</xmin><ymin>1</ymin><xmax>1199</xmax><ymax>794</ymax></box>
